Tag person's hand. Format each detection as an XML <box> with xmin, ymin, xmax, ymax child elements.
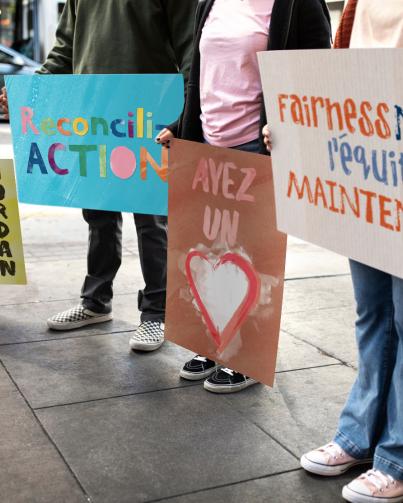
<box><xmin>0</xmin><ymin>87</ymin><xmax>9</xmax><ymax>120</ymax></box>
<box><xmin>262</xmin><ymin>124</ymin><xmax>272</xmax><ymax>153</ymax></box>
<box><xmin>155</xmin><ymin>128</ymin><xmax>174</xmax><ymax>148</ymax></box>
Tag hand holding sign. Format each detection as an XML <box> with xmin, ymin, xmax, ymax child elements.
<box><xmin>0</xmin><ymin>87</ymin><xmax>9</xmax><ymax>119</ymax></box>
<box><xmin>262</xmin><ymin>124</ymin><xmax>272</xmax><ymax>153</ymax></box>
<box><xmin>155</xmin><ymin>128</ymin><xmax>174</xmax><ymax>147</ymax></box>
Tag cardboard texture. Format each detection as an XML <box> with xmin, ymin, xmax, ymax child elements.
<box><xmin>166</xmin><ymin>140</ymin><xmax>287</xmax><ymax>387</ymax></box>
<box><xmin>0</xmin><ymin>159</ymin><xmax>26</xmax><ymax>285</ymax></box>
<box><xmin>258</xmin><ymin>48</ymin><xmax>403</xmax><ymax>279</ymax></box>
<box><xmin>6</xmin><ymin>74</ymin><xmax>184</xmax><ymax>215</ymax></box>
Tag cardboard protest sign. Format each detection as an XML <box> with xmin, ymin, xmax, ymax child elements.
<box><xmin>6</xmin><ymin>74</ymin><xmax>184</xmax><ymax>215</ymax></box>
<box><xmin>166</xmin><ymin>140</ymin><xmax>287</xmax><ymax>386</ymax></box>
<box><xmin>258</xmin><ymin>49</ymin><xmax>403</xmax><ymax>278</ymax></box>
<box><xmin>0</xmin><ymin>159</ymin><xmax>26</xmax><ymax>285</ymax></box>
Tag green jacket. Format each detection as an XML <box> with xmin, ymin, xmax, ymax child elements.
<box><xmin>39</xmin><ymin>0</ymin><xmax>197</xmax><ymax>79</ymax></box>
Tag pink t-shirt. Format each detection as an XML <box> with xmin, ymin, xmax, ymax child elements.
<box><xmin>200</xmin><ymin>0</ymin><xmax>273</xmax><ymax>147</ymax></box>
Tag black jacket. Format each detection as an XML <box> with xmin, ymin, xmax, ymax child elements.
<box><xmin>174</xmin><ymin>0</ymin><xmax>332</xmax><ymax>154</ymax></box>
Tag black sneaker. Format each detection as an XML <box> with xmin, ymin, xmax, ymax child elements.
<box><xmin>179</xmin><ymin>355</ymin><xmax>221</xmax><ymax>381</ymax></box>
<box><xmin>204</xmin><ymin>368</ymin><xmax>258</xmax><ymax>393</ymax></box>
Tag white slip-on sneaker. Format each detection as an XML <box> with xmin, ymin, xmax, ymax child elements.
<box><xmin>47</xmin><ymin>304</ymin><xmax>113</xmax><ymax>331</ymax></box>
<box><xmin>343</xmin><ymin>469</ymin><xmax>403</xmax><ymax>503</ymax></box>
<box><xmin>129</xmin><ymin>321</ymin><xmax>164</xmax><ymax>352</ymax></box>
<box><xmin>301</xmin><ymin>443</ymin><xmax>372</xmax><ymax>477</ymax></box>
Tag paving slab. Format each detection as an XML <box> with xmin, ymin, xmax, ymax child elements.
<box><xmin>283</xmin><ymin>275</ymin><xmax>354</xmax><ymax>314</ymax></box>
<box><xmin>0</xmin><ymin>144</ymin><xmax>13</xmax><ymax>159</ymax></box>
<box><xmin>282</xmin><ymin>306</ymin><xmax>357</xmax><ymax>366</ymax></box>
<box><xmin>161</xmin><ymin>468</ymin><xmax>366</xmax><ymax>503</ymax></box>
<box><xmin>0</xmin><ymin>328</ymin><xmax>338</xmax><ymax>409</ymax></box>
<box><xmin>19</xmin><ymin>207</ymin><xmax>86</xmax><ymax>252</ymax></box>
<box><xmin>276</xmin><ymin>331</ymin><xmax>337</xmax><ymax>373</ymax></box>
<box><xmin>21</xmin><ymin>242</ymin><xmax>136</xmax><ymax>262</ymax></box>
<box><xmin>285</xmin><ymin>237</ymin><xmax>350</xmax><ymax>279</ymax></box>
<box><xmin>0</xmin><ymin>123</ymin><xmax>11</xmax><ymax>144</ymax></box>
<box><xmin>36</xmin><ymin>386</ymin><xmax>298</xmax><ymax>503</ymax></box>
<box><xmin>0</xmin><ymin>256</ymin><xmax>142</xmax><ymax>307</ymax></box>
<box><xmin>21</xmin><ymin>238</ymin><xmax>138</xmax><ymax>262</ymax></box>
<box><xmin>0</xmin><ymin>366</ymin><xmax>87</xmax><ymax>503</ymax></box>
<box><xmin>0</xmin><ymin>294</ymin><xmax>141</xmax><ymax>345</ymax></box>
<box><xmin>223</xmin><ymin>365</ymin><xmax>356</xmax><ymax>457</ymax></box>
<box><xmin>0</xmin><ymin>335</ymin><xmax>197</xmax><ymax>408</ymax></box>
<box><xmin>19</xmin><ymin>205</ymin><xmax>139</xmax><ymax>254</ymax></box>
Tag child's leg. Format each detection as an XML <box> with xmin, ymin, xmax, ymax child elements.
<box><xmin>372</xmin><ymin>275</ymin><xmax>403</xmax><ymax>481</ymax></box>
<box><xmin>334</xmin><ymin>260</ymin><xmax>398</xmax><ymax>460</ymax></box>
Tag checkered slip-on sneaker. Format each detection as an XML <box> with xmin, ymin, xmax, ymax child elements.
<box><xmin>204</xmin><ymin>368</ymin><xmax>258</xmax><ymax>394</ymax></box>
<box><xmin>47</xmin><ymin>305</ymin><xmax>113</xmax><ymax>331</ymax></box>
<box><xmin>179</xmin><ymin>355</ymin><xmax>221</xmax><ymax>381</ymax></box>
<box><xmin>129</xmin><ymin>321</ymin><xmax>164</xmax><ymax>352</ymax></box>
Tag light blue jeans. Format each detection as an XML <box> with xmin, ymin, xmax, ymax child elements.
<box><xmin>334</xmin><ymin>260</ymin><xmax>403</xmax><ymax>481</ymax></box>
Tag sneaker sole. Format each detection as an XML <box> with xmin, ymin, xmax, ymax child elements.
<box><xmin>179</xmin><ymin>366</ymin><xmax>221</xmax><ymax>381</ymax></box>
<box><xmin>204</xmin><ymin>378</ymin><xmax>258</xmax><ymax>394</ymax></box>
<box><xmin>301</xmin><ymin>455</ymin><xmax>373</xmax><ymax>477</ymax></box>
<box><xmin>342</xmin><ymin>485</ymin><xmax>403</xmax><ymax>503</ymax></box>
<box><xmin>47</xmin><ymin>313</ymin><xmax>113</xmax><ymax>331</ymax></box>
<box><xmin>129</xmin><ymin>340</ymin><xmax>164</xmax><ymax>352</ymax></box>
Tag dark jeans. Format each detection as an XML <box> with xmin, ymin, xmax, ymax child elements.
<box><xmin>232</xmin><ymin>138</ymin><xmax>260</xmax><ymax>153</ymax></box>
<box><xmin>81</xmin><ymin>209</ymin><xmax>167</xmax><ymax>322</ymax></box>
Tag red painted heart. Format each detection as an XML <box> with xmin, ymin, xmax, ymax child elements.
<box><xmin>185</xmin><ymin>251</ymin><xmax>260</xmax><ymax>352</ymax></box>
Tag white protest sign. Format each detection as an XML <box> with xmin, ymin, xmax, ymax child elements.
<box><xmin>258</xmin><ymin>49</ymin><xmax>403</xmax><ymax>278</ymax></box>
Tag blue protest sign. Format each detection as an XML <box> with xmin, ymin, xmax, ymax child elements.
<box><xmin>6</xmin><ymin>74</ymin><xmax>184</xmax><ymax>215</ymax></box>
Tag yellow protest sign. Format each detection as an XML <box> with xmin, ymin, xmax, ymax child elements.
<box><xmin>0</xmin><ymin>159</ymin><xmax>26</xmax><ymax>285</ymax></box>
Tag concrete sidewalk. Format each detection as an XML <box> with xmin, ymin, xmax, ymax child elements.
<box><xmin>0</xmin><ymin>124</ymin><xmax>362</xmax><ymax>502</ymax></box>
<box><xmin>0</xmin><ymin>204</ymin><xmax>361</xmax><ymax>503</ymax></box>
<box><xmin>0</xmin><ymin>123</ymin><xmax>13</xmax><ymax>158</ymax></box>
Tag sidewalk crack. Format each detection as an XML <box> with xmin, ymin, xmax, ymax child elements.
<box><xmin>0</xmin><ymin>358</ymin><xmax>93</xmax><ymax>503</ymax></box>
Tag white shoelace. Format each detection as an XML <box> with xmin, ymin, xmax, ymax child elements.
<box><xmin>320</xmin><ymin>443</ymin><xmax>346</xmax><ymax>460</ymax></box>
<box><xmin>194</xmin><ymin>355</ymin><xmax>207</xmax><ymax>362</ymax></box>
<box><xmin>362</xmin><ymin>470</ymin><xmax>396</xmax><ymax>492</ymax></box>
<box><xmin>221</xmin><ymin>368</ymin><xmax>234</xmax><ymax>376</ymax></box>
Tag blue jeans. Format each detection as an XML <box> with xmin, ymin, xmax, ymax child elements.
<box><xmin>334</xmin><ymin>260</ymin><xmax>403</xmax><ymax>480</ymax></box>
<box><xmin>232</xmin><ymin>138</ymin><xmax>260</xmax><ymax>154</ymax></box>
